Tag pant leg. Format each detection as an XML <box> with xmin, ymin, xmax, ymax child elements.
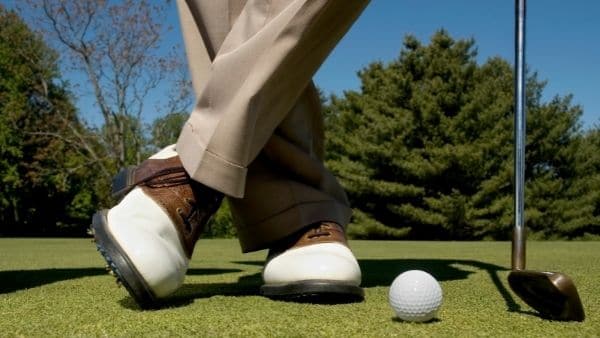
<box><xmin>176</xmin><ymin>0</ymin><xmax>247</xmax><ymax>94</ymax></box>
<box><xmin>176</xmin><ymin>0</ymin><xmax>370</xmax><ymax>198</ymax></box>
<box><xmin>230</xmin><ymin>84</ymin><xmax>353</xmax><ymax>252</ymax></box>
<box><xmin>176</xmin><ymin>0</ymin><xmax>368</xmax><ymax>251</ymax></box>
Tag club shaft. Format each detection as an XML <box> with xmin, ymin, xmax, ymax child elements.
<box><xmin>512</xmin><ymin>0</ymin><xmax>527</xmax><ymax>270</ymax></box>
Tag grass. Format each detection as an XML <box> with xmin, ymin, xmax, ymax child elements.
<box><xmin>1</xmin><ymin>238</ymin><xmax>599</xmax><ymax>337</ymax></box>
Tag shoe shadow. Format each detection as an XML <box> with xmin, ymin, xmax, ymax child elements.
<box><xmin>1</xmin><ymin>259</ymin><xmax>531</xmax><ymax>317</ymax></box>
<box><xmin>123</xmin><ymin>258</ymin><xmax>529</xmax><ymax>317</ymax></box>
<box><xmin>0</xmin><ymin>268</ymin><xmax>106</xmax><ymax>294</ymax></box>
<box><xmin>359</xmin><ymin>258</ymin><xmax>494</xmax><ymax>285</ymax></box>
<box><xmin>119</xmin><ymin>270</ymin><xmax>263</xmax><ymax>310</ymax></box>
<box><xmin>0</xmin><ymin>268</ymin><xmax>242</xmax><ymax>295</ymax></box>
<box><xmin>187</xmin><ymin>268</ymin><xmax>243</xmax><ymax>275</ymax></box>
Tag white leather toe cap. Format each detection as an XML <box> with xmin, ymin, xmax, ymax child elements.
<box><xmin>262</xmin><ymin>243</ymin><xmax>361</xmax><ymax>285</ymax></box>
<box><xmin>107</xmin><ymin>188</ymin><xmax>189</xmax><ymax>298</ymax></box>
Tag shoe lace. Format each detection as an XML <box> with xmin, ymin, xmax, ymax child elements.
<box><xmin>176</xmin><ymin>189</ymin><xmax>223</xmax><ymax>235</ymax></box>
<box><xmin>307</xmin><ymin>223</ymin><xmax>332</xmax><ymax>239</ymax></box>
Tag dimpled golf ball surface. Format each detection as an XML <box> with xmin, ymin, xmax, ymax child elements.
<box><xmin>389</xmin><ymin>270</ymin><xmax>443</xmax><ymax>322</ymax></box>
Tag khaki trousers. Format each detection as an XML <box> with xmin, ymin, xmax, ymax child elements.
<box><xmin>175</xmin><ymin>0</ymin><xmax>369</xmax><ymax>252</ymax></box>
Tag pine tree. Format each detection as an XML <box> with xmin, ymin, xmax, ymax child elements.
<box><xmin>325</xmin><ymin>30</ymin><xmax>598</xmax><ymax>240</ymax></box>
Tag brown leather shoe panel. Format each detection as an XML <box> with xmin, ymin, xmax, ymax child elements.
<box><xmin>270</xmin><ymin>222</ymin><xmax>348</xmax><ymax>256</ymax></box>
<box><xmin>127</xmin><ymin>156</ymin><xmax>222</xmax><ymax>258</ymax></box>
<box><xmin>142</xmin><ymin>184</ymin><xmax>196</xmax><ymax>258</ymax></box>
<box><xmin>132</xmin><ymin>157</ymin><xmax>188</xmax><ymax>188</ymax></box>
<box><xmin>296</xmin><ymin>222</ymin><xmax>347</xmax><ymax>247</ymax></box>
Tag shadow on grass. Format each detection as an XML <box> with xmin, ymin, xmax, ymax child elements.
<box><xmin>125</xmin><ymin>258</ymin><xmax>530</xmax><ymax>317</ymax></box>
<box><xmin>0</xmin><ymin>268</ymin><xmax>241</xmax><ymax>294</ymax></box>
<box><xmin>1</xmin><ymin>259</ymin><xmax>534</xmax><ymax>318</ymax></box>
<box><xmin>392</xmin><ymin>317</ymin><xmax>442</xmax><ymax>324</ymax></box>
<box><xmin>119</xmin><ymin>270</ymin><xmax>263</xmax><ymax>310</ymax></box>
<box><xmin>359</xmin><ymin>259</ymin><xmax>536</xmax><ymax>317</ymax></box>
<box><xmin>0</xmin><ymin>268</ymin><xmax>106</xmax><ymax>294</ymax></box>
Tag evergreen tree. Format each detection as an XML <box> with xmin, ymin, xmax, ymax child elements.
<box><xmin>552</xmin><ymin>127</ymin><xmax>600</xmax><ymax>239</ymax></box>
<box><xmin>325</xmin><ymin>30</ymin><xmax>598</xmax><ymax>240</ymax></box>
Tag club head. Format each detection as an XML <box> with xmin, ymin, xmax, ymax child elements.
<box><xmin>508</xmin><ymin>270</ymin><xmax>585</xmax><ymax>321</ymax></box>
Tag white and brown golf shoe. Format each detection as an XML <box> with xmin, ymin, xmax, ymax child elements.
<box><xmin>261</xmin><ymin>222</ymin><xmax>364</xmax><ymax>302</ymax></box>
<box><xmin>91</xmin><ymin>145</ymin><xmax>223</xmax><ymax>308</ymax></box>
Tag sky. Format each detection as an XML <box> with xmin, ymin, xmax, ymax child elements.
<box><xmin>6</xmin><ymin>0</ymin><xmax>599</xmax><ymax>129</ymax></box>
<box><xmin>312</xmin><ymin>0</ymin><xmax>600</xmax><ymax>129</ymax></box>
<box><xmin>162</xmin><ymin>0</ymin><xmax>600</xmax><ymax>128</ymax></box>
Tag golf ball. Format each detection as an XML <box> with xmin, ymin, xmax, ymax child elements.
<box><xmin>389</xmin><ymin>270</ymin><xmax>443</xmax><ymax>322</ymax></box>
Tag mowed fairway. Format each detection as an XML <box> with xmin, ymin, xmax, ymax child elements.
<box><xmin>1</xmin><ymin>238</ymin><xmax>599</xmax><ymax>336</ymax></box>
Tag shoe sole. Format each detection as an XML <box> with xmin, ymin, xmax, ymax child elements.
<box><xmin>91</xmin><ymin>210</ymin><xmax>158</xmax><ymax>309</ymax></box>
<box><xmin>260</xmin><ymin>280</ymin><xmax>364</xmax><ymax>303</ymax></box>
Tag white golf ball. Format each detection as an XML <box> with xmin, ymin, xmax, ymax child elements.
<box><xmin>389</xmin><ymin>270</ymin><xmax>443</xmax><ymax>322</ymax></box>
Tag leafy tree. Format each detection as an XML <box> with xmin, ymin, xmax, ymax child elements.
<box><xmin>20</xmin><ymin>0</ymin><xmax>192</xmax><ymax>171</ymax></box>
<box><xmin>150</xmin><ymin>112</ymin><xmax>188</xmax><ymax>149</ymax></box>
<box><xmin>325</xmin><ymin>30</ymin><xmax>598</xmax><ymax>240</ymax></box>
<box><xmin>0</xmin><ymin>6</ymin><xmax>102</xmax><ymax>235</ymax></box>
<box><xmin>203</xmin><ymin>201</ymin><xmax>236</xmax><ymax>239</ymax></box>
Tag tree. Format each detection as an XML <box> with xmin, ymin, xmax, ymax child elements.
<box><xmin>150</xmin><ymin>111</ymin><xmax>188</xmax><ymax>149</ymax></box>
<box><xmin>0</xmin><ymin>6</ymin><xmax>102</xmax><ymax>235</ymax></box>
<box><xmin>547</xmin><ymin>126</ymin><xmax>600</xmax><ymax>239</ymax></box>
<box><xmin>325</xmin><ymin>30</ymin><xmax>599</xmax><ymax>240</ymax></box>
<box><xmin>20</xmin><ymin>0</ymin><xmax>192</xmax><ymax>173</ymax></box>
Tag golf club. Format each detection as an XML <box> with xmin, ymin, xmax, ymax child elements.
<box><xmin>507</xmin><ymin>0</ymin><xmax>585</xmax><ymax>321</ymax></box>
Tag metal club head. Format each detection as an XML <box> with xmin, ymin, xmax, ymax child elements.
<box><xmin>508</xmin><ymin>270</ymin><xmax>585</xmax><ymax>321</ymax></box>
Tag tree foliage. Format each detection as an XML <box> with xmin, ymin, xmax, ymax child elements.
<box><xmin>325</xmin><ymin>30</ymin><xmax>599</xmax><ymax>240</ymax></box>
<box><xmin>1</xmin><ymin>2</ymin><xmax>196</xmax><ymax>236</ymax></box>
<box><xmin>150</xmin><ymin>111</ymin><xmax>188</xmax><ymax>149</ymax></box>
<box><xmin>2</xmin><ymin>9</ymin><xmax>597</xmax><ymax>240</ymax></box>
<box><xmin>0</xmin><ymin>6</ymin><xmax>103</xmax><ymax>235</ymax></box>
<box><xmin>20</xmin><ymin>0</ymin><xmax>192</xmax><ymax>170</ymax></box>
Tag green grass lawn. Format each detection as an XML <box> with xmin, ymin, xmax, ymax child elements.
<box><xmin>1</xmin><ymin>238</ymin><xmax>599</xmax><ymax>337</ymax></box>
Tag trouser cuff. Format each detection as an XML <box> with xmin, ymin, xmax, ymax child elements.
<box><xmin>236</xmin><ymin>199</ymin><xmax>352</xmax><ymax>252</ymax></box>
<box><xmin>176</xmin><ymin>123</ymin><xmax>247</xmax><ymax>198</ymax></box>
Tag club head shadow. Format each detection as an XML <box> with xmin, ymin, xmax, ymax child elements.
<box><xmin>508</xmin><ymin>270</ymin><xmax>585</xmax><ymax>321</ymax></box>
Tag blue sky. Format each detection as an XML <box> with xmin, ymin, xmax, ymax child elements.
<box><xmin>162</xmin><ymin>0</ymin><xmax>600</xmax><ymax>128</ymax></box>
<box><xmin>313</xmin><ymin>0</ymin><xmax>599</xmax><ymax>129</ymax></box>
<box><xmin>8</xmin><ymin>0</ymin><xmax>599</xmax><ymax>129</ymax></box>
